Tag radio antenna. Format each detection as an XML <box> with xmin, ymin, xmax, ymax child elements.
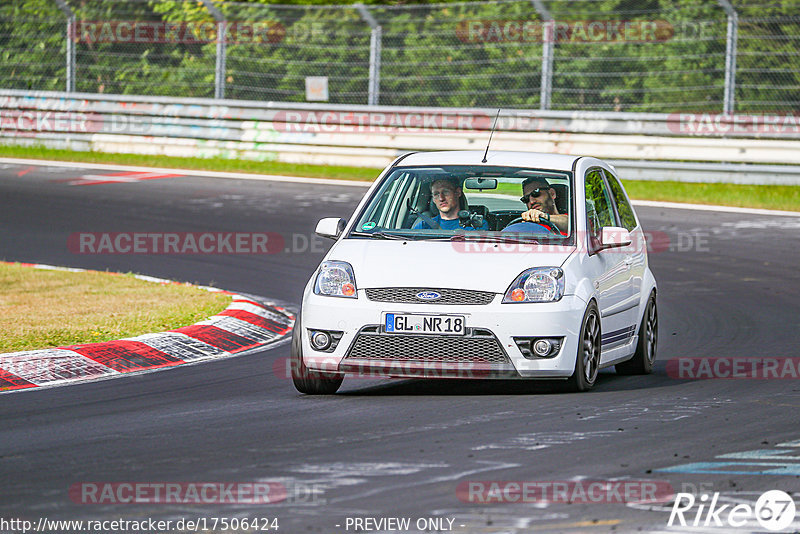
<box><xmin>482</xmin><ymin>109</ymin><xmax>501</xmax><ymax>163</ymax></box>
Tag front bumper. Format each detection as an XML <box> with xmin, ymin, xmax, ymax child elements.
<box><xmin>301</xmin><ymin>290</ymin><xmax>587</xmax><ymax>379</ymax></box>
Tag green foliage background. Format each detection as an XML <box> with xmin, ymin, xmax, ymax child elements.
<box><xmin>1</xmin><ymin>0</ymin><xmax>798</xmax><ymax>112</ymax></box>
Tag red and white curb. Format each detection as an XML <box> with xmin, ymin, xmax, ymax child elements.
<box><xmin>0</xmin><ymin>263</ymin><xmax>295</xmax><ymax>393</ymax></box>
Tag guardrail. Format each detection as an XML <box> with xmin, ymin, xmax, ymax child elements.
<box><xmin>1</xmin><ymin>89</ymin><xmax>799</xmax><ymax>185</ymax></box>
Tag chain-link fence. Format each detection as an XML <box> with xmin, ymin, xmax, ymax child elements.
<box><xmin>1</xmin><ymin>0</ymin><xmax>798</xmax><ymax>112</ymax></box>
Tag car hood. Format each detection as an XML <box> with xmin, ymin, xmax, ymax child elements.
<box><xmin>327</xmin><ymin>239</ymin><xmax>575</xmax><ymax>294</ymax></box>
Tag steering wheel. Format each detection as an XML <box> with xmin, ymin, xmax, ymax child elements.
<box><xmin>502</xmin><ymin>215</ymin><xmax>559</xmax><ymax>233</ymax></box>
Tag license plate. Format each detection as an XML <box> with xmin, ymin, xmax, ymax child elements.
<box><xmin>384</xmin><ymin>313</ymin><xmax>465</xmax><ymax>335</ymax></box>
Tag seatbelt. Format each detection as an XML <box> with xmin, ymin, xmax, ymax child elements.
<box><xmin>416</xmin><ymin>212</ymin><xmax>441</xmax><ymax>230</ymax></box>
<box><xmin>407</xmin><ymin>199</ymin><xmax>441</xmax><ymax>229</ymax></box>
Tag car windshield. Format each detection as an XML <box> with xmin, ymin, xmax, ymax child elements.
<box><xmin>349</xmin><ymin>165</ymin><xmax>573</xmax><ymax>243</ymax></box>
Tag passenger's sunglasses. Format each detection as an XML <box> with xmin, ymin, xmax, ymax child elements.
<box><xmin>520</xmin><ymin>187</ymin><xmax>551</xmax><ymax>204</ymax></box>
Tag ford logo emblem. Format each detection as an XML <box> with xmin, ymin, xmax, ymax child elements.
<box><xmin>416</xmin><ymin>291</ymin><xmax>441</xmax><ymax>301</ymax></box>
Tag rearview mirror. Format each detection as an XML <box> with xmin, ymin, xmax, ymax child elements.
<box><xmin>601</xmin><ymin>227</ymin><xmax>632</xmax><ymax>248</ymax></box>
<box><xmin>315</xmin><ymin>217</ymin><xmax>346</xmax><ymax>240</ymax></box>
<box><xmin>464</xmin><ymin>177</ymin><xmax>498</xmax><ymax>190</ymax></box>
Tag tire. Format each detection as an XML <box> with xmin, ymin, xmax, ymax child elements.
<box><xmin>290</xmin><ymin>312</ymin><xmax>343</xmax><ymax>395</ymax></box>
<box><xmin>566</xmin><ymin>301</ymin><xmax>601</xmax><ymax>392</ymax></box>
<box><xmin>616</xmin><ymin>292</ymin><xmax>657</xmax><ymax>375</ymax></box>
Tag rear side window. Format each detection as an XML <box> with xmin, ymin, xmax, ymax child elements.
<box><xmin>584</xmin><ymin>168</ymin><xmax>616</xmax><ymax>243</ymax></box>
<box><xmin>604</xmin><ymin>170</ymin><xmax>637</xmax><ymax>231</ymax></box>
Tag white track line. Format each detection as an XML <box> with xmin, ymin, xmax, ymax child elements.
<box><xmin>0</xmin><ymin>157</ymin><xmax>372</xmax><ymax>187</ymax></box>
<box><xmin>631</xmin><ymin>199</ymin><xmax>800</xmax><ymax>217</ymax></box>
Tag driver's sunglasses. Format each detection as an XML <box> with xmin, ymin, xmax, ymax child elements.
<box><xmin>520</xmin><ymin>187</ymin><xmax>551</xmax><ymax>204</ymax></box>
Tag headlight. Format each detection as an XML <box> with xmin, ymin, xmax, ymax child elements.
<box><xmin>313</xmin><ymin>261</ymin><xmax>357</xmax><ymax>298</ymax></box>
<box><xmin>503</xmin><ymin>267</ymin><xmax>564</xmax><ymax>303</ymax></box>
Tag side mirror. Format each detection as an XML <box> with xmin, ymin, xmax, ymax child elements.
<box><xmin>315</xmin><ymin>217</ymin><xmax>346</xmax><ymax>240</ymax></box>
<box><xmin>601</xmin><ymin>227</ymin><xmax>632</xmax><ymax>248</ymax></box>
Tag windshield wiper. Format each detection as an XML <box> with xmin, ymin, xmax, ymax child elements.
<box><xmin>351</xmin><ymin>231</ymin><xmax>454</xmax><ymax>241</ymax></box>
<box><xmin>350</xmin><ymin>231</ymin><xmax>410</xmax><ymax>240</ymax></box>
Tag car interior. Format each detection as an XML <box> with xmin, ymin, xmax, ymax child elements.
<box><xmin>358</xmin><ymin>167</ymin><xmax>571</xmax><ymax>235</ymax></box>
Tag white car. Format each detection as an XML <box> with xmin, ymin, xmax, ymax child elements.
<box><xmin>292</xmin><ymin>150</ymin><xmax>658</xmax><ymax>394</ymax></box>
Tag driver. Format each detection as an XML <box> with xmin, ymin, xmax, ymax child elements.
<box><xmin>503</xmin><ymin>177</ymin><xmax>568</xmax><ymax>234</ymax></box>
<box><xmin>412</xmin><ymin>177</ymin><xmax>488</xmax><ymax>231</ymax></box>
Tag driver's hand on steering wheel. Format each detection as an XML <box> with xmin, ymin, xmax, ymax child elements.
<box><xmin>521</xmin><ymin>208</ymin><xmax>550</xmax><ymax>223</ymax></box>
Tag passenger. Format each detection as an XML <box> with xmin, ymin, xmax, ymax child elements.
<box><xmin>503</xmin><ymin>177</ymin><xmax>568</xmax><ymax>234</ymax></box>
<box><xmin>412</xmin><ymin>177</ymin><xmax>488</xmax><ymax>231</ymax></box>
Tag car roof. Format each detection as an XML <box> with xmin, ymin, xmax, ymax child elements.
<box><xmin>396</xmin><ymin>150</ymin><xmax>581</xmax><ymax>171</ymax></box>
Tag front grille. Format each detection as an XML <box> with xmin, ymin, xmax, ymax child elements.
<box><xmin>365</xmin><ymin>287</ymin><xmax>496</xmax><ymax>305</ymax></box>
<box><xmin>344</xmin><ymin>328</ymin><xmax>509</xmax><ymax>364</ymax></box>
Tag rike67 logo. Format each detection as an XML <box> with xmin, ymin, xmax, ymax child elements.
<box><xmin>668</xmin><ymin>490</ymin><xmax>796</xmax><ymax>531</ymax></box>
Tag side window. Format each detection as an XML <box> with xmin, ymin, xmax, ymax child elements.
<box><xmin>584</xmin><ymin>168</ymin><xmax>616</xmax><ymax>243</ymax></box>
<box><xmin>361</xmin><ymin>173</ymin><xmax>414</xmax><ymax>229</ymax></box>
<box><xmin>604</xmin><ymin>170</ymin><xmax>637</xmax><ymax>231</ymax></box>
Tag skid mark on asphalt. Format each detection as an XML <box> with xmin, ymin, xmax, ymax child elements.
<box><xmin>574</xmin><ymin>399</ymin><xmax>733</xmax><ymax>422</ymax></box>
<box><xmin>280</xmin><ymin>461</ymin><xmax>452</xmax><ymax>499</ymax></box>
<box><xmin>293</xmin><ymin>191</ymin><xmax>362</xmax><ymax>208</ymax></box>
<box><xmin>291</xmin><ymin>462</ymin><xmax>449</xmax><ymax>477</ymax></box>
<box><xmin>473</xmin><ymin>431</ymin><xmax>619</xmax><ymax>451</ymax></box>
<box><xmin>721</xmin><ymin>219</ymin><xmax>800</xmax><ymax>230</ymax></box>
<box><xmin>326</xmin><ymin>461</ymin><xmax>521</xmax><ymax>506</ymax></box>
<box><xmin>53</xmin><ymin>171</ymin><xmax>183</xmax><ymax>186</ymax></box>
<box><xmin>195</xmin><ymin>460</ymin><xmax>523</xmax><ymax>526</ymax></box>
<box><xmin>255</xmin><ymin>462</ymin><xmax>457</xmax><ymax>505</ymax></box>
<box><xmin>264</xmin><ymin>412</ymin><xmax>522</xmax><ymax>454</ymax></box>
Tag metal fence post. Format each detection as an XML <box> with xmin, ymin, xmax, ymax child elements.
<box><xmin>532</xmin><ymin>0</ymin><xmax>553</xmax><ymax>110</ymax></box>
<box><xmin>200</xmin><ymin>0</ymin><xmax>226</xmax><ymax>99</ymax></box>
<box><xmin>356</xmin><ymin>4</ymin><xmax>381</xmax><ymax>106</ymax></box>
<box><xmin>717</xmin><ymin>0</ymin><xmax>738</xmax><ymax>114</ymax></box>
<box><xmin>53</xmin><ymin>0</ymin><xmax>75</xmax><ymax>93</ymax></box>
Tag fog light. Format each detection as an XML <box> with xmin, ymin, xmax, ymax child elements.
<box><xmin>311</xmin><ymin>331</ymin><xmax>331</xmax><ymax>351</ymax></box>
<box><xmin>533</xmin><ymin>339</ymin><xmax>553</xmax><ymax>357</ymax></box>
<box><xmin>514</xmin><ymin>336</ymin><xmax>563</xmax><ymax>359</ymax></box>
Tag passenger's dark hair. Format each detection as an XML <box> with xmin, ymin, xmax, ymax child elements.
<box><xmin>522</xmin><ymin>176</ymin><xmax>551</xmax><ymax>190</ymax></box>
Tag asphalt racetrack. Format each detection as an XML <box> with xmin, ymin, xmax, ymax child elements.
<box><xmin>1</xmin><ymin>161</ymin><xmax>799</xmax><ymax>533</ymax></box>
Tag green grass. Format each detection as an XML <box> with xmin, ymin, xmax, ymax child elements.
<box><xmin>0</xmin><ymin>145</ymin><xmax>379</xmax><ymax>181</ymax></box>
<box><xmin>1</xmin><ymin>144</ymin><xmax>798</xmax><ymax>212</ymax></box>
<box><xmin>623</xmin><ymin>180</ymin><xmax>800</xmax><ymax>212</ymax></box>
<box><xmin>0</xmin><ymin>263</ymin><xmax>231</xmax><ymax>353</ymax></box>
